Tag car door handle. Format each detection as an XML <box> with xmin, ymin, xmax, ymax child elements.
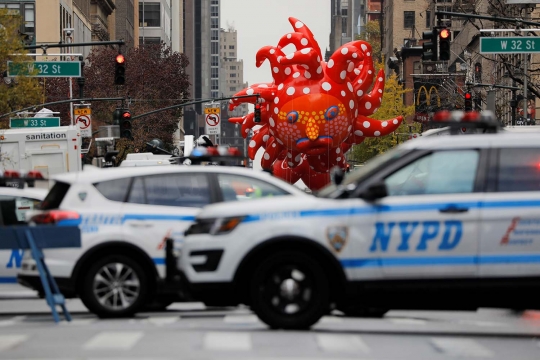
<box><xmin>439</xmin><ymin>205</ymin><xmax>469</xmax><ymax>213</ymax></box>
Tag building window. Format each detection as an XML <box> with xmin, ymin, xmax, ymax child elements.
<box><xmin>211</xmin><ymin>5</ymin><xmax>218</xmax><ymax>17</ymax></box>
<box><xmin>211</xmin><ymin>79</ymin><xmax>219</xmax><ymax>90</ymax></box>
<box><xmin>211</xmin><ymin>30</ymin><xmax>218</xmax><ymax>40</ymax></box>
<box><xmin>404</xmin><ymin>11</ymin><xmax>415</xmax><ymax>29</ymax></box>
<box><xmin>426</xmin><ymin>11</ymin><xmax>431</xmax><ymax>28</ymax></box>
<box><xmin>211</xmin><ymin>0</ymin><xmax>218</xmax><ymax>4</ymax></box>
<box><xmin>230</xmin><ymin>65</ymin><xmax>236</xmax><ymax>70</ymax></box>
<box><xmin>229</xmin><ymin>45</ymin><xmax>235</xmax><ymax>49</ymax></box>
<box><xmin>211</xmin><ymin>56</ymin><xmax>219</xmax><ymax>66</ymax></box>
<box><xmin>211</xmin><ymin>42</ymin><xmax>219</xmax><ymax>54</ymax></box>
<box><xmin>211</xmin><ymin>68</ymin><xmax>219</xmax><ymax>78</ymax></box>
<box><xmin>229</xmin><ymin>52</ymin><xmax>235</xmax><ymax>57</ymax></box>
<box><xmin>139</xmin><ymin>2</ymin><xmax>160</xmax><ymax>27</ymax></box>
<box><xmin>230</xmin><ymin>73</ymin><xmax>237</xmax><ymax>78</ymax></box>
<box><xmin>24</xmin><ymin>3</ymin><xmax>34</xmax><ymax>33</ymax></box>
<box><xmin>140</xmin><ymin>37</ymin><xmax>161</xmax><ymax>45</ymax></box>
<box><xmin>211</xmin><ymin>91</ymin><xmax>219</xmax><ymax>98</ymax></box>
<box><xmin>211</xmin><ymin>18</ymin><xmax>219</xmax><ymax>29</ymax></box>
<box><xmin>230</xmin><ymin>87</ymin><xmax>236</xmax><ymax>91</ymax></box>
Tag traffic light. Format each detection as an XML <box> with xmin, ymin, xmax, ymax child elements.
<box><xmin>114</xmin><ymin>53</ymin><xmax>126</xmax><ymax>85</ymax></box>
<box><xmin>120</xmin><ymin>109</ymin><xmax>133</xmax><ymax>139</ymax></box>
<box><xmin>438</xmin><ymin>27</ymin><xmax>451</xmax><ymax>61</ymax></box>
<box><xmin>112</xmin><ymin>108</ymin><xmax>122</xmax><ymax>125</ymax></box>
<box><xmin>422</xmin><ymin>28</ymin><xmax>439</xmax><ymax>61</ymax></box>
<box><xmin>254</xmin><ymin>103</ymin><xmax>262</xmax><ymax>123</ymax></box>
<box><xmin>464</xmin><ymin>92</ymin><xmax>473</xmax><ymax>111</ymax></box>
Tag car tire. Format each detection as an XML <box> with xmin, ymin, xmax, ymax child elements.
<box><xmin>79</xmin><ymin>254</ymin><xmax>149</xmax><ymax>318</ymax></box>
<box><xmin>250</xmin><ymin>251</ymin><xmax>330</xmax><ymax>330</ymax></box>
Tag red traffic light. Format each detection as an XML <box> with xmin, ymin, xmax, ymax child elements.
<box><xmin>115</xmin><ymin>54</ymin><xmax>125</xmax><ymax>64</ymax></box>
<box><xmin>439</xmin><ymin>28</ymin><xmax>450</xmax><ymax>39</ymax></box>
<box><xmin>122</xmin><ymin>111</ymin><xmax>131</xmax><ymax>119</ymax></box>
<box><xmin>465</xmin><ymin>92</ymin><xmax>472</xmax><ymax>100</ymax></box>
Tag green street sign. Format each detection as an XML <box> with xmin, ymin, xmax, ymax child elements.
<box><xmin>7</xmin><ymin>61</ymin><xmax>81</xmax><ymax>77</ymax></box>
<box><xmin>480</xmin><ymin>37</ymin><xmax>540</xmax><ymax>54</ymax></box>
<box><xmin>9</xmin><ymin>117</ymin><xmax>61</xmax><ymax>128</ymax></box>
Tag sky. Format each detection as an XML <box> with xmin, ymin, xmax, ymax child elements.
<box><xmin>221</xmin><ymin>0</ymin><xmax>331</xmax><ymax>86</ymax></box>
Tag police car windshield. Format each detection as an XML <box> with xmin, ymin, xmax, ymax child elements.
<box><xmin>317</xmin><ymin>147</ymin><xmax>409</xmax><ymax>198</ymax></box>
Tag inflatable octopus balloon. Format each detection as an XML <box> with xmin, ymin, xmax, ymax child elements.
<box><xmin>229</xmin><ymin>17</ymin><xmax>403</xmax><ymax>190</ymax></box>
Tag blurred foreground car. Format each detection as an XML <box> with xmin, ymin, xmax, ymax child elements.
<box><xmin>18</xmin><ymin>163</ymin><xmax>308</xmax><ymax>317</ymax></box>
<box><xmin>180</xmin><ymin>111</ymin><xmax>540</xmax><ymax>329</ymax></box>
<box><xmin>0</xmin><ymin>170</ymin><xmax>47</xmax><ymax>284</ymax></box>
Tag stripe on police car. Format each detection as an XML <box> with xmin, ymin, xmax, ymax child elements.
<box><xmin>152</xmin><ymin>258</ymin><xmax>165</xmax><ymax>265</ymax></box>
<box><xmin>430</xmin><ymin>338</ymin><xmax>493</xmax><ymax>357</ymax></box>
<box><xmin>122</xmin><ymin>214</ymin><xmax>195</xmax><ymax>222</ymax></box>
<box><xmin>203</xmin><ymin>332</ymin><xmax>251</xmax><ymax>351</ymax></box>
<box><xmin>341</xmin><ymin>254</ymin><xmax>540</xmax><ymax>268</ymax></box>
<box><xmin>83</xmin><ymin>331</ymin><xmax>144</xmax><ymax>350</ymax></box>
<box><xmin>316</xmin><ymin>334</ymin><xmax>370</xmax><ymax>353</ymax></box>
<box><xmin>0</xmin><ymin>277</ymin><xmax>17</xmax><ymax>284</ymax></box>
<box><xmin>0</xmin><ymin>334</ymin><xmax>28</xmax><ymax>351</ymax></box>
<box><xmin>243</xmin><ymin>199</ymin><xmax>540</xmax><ymax>223</ymax></box>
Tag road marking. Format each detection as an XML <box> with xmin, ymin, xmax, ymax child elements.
<box><xmin>60</xmin><ymin>318</ymin><xmax>96</xmax><ymax>326</ymax></box>
<box><xmin>318</xmin><ymin>316</ymin><xmax>344</xmax><ymax>324</ymax></box>
<box><xmin>389</xmin><ymin>318</ymin><xmax>426</xmax><ymax>325</ymax></box>
<box><xmin>0</xmin><ymin>316</ymin><xmax>26</xmax><ymax>327</ymax></box>
<box><xmin>316</xmin><ymin>334</ymin><xmax>370</xmax><ymax>353</ymax></box>
<box><xmin>146</xmin><ymin>316</ymin><xmax>179</xmax><ymax>326</ymax></box>
<box><xmin>0</xmin><ymin>335</ymin><xmax>28</xmax><ymax>351</ymax></box>
<box><xmin>223</xmin><ymin>315</ymin><xmax>259</xmax><ymax>324</ymax></box>
<box><xmin>203</xmin><ymin>332</ymin><xmax>251</xmax><ymax>351</ymax></box>
<box><xmin>431</xmin><ymin>338</ymin><xmax>493</xmax><ymax>357</ymax></box>
<box><xmin>83</xmin><ymin>331</ymin><xmax>144</xmax><ymax>350</ymax></box>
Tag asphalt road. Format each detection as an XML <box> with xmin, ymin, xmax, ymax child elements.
<box><xmin>0</xmin><ymin>285</ymin><xmax>539</xmax><ymax>360</ymax></box>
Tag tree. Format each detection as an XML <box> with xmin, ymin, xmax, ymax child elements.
<box><xmin>349</xmin><ymin>71</ymin><xmax>417</xmax><ymax>164</ymax></box>
<box><xmin>44</xmin><ymin>42</ymin><xmax>190</xmax><ymax>161</ymax></box>
<box><xmin>0</xmin><ymin>9</ymin><xmax>42</xmax><ymax>127</ymax></box>
<box><xmin>359</xmin><ymin>20</ymin><xmax>382</xmax><ymax>62</ymax></box>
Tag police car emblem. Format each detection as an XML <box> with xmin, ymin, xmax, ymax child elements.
<box><xmin>327</xmin><ymin>226</ymin><xmax>348</xmax><ymax>252</ymax></box>
<box><xmin>78</xmin><ymin>192</ymin><xmax>87</xmax><ymax>201</ymax></box>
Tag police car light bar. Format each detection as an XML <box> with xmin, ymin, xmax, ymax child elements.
<box><xmin>187</xmin><ymin>146</ymin><xmax>243</xmax><ymax>165</ymax></box>
<box><xmin>0</xmin><ymin>170</ymin><xmax>46</xmax><ymax>188</ymax></box>
<box><xmin>431</xmin><ymin>110</ymin><xmax>500</xmax><ymax>133</ymax></box>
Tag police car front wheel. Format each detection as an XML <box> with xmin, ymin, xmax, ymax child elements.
<box><xmin>80</xmin><ymin>254</ymin><xmax>149</xmax><ymax>317</ymax></box>
<box><xmin>250</xmin><ymin>251</ymin><xmax>330</xmax><ymax>330</ymax></box>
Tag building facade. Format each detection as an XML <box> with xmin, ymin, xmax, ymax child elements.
<box><xmin>183</xmin><ymin>0</ymin><xmax>220</xmax><ymax>138</ymax></box>
<box><xmin>219</xmin><ymin>26</ymin><xmax>247</xmax><ymax>154</ymax></box>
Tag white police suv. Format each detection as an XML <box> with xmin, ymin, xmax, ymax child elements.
<box><xmin>180</xmin><ymin>111</ymin><xmax>540</xmax><ymax>329</ymax></box>
<box><xmin>17</xmin><ymin>164</ymin><xmax>308</xmax><ymax>317</ymax></box>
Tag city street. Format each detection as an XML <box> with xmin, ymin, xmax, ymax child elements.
<box><xmin>1</xmin><ymin>285</ymin><xmax>540</xmax><ymax>359</ymax></box>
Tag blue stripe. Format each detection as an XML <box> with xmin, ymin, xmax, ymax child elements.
<box><xmin>122</xmin><ymin>214</ymin><xmax>195</xmax><ymax>222</ymax></box>
<box><xmin>341</xmin><ymin>254</ymin><xmax>540</xmax><ymax>268</ymax></box>
<box><xmin>243</xmin><ymin>199</ymin><xmax>540</xmax><ymax>224</ymax></box>
<box><xmin>153</xmin><ymin>258</ymin><xmax>165</xmax><ymax>265</ymax></box>
<box><xmin>0</xmin><ymin>277</ymin><xmax>17</xmax><ymax>284</ymax></box>
<box><xmin>57</xmin><ymin>218</ymin><xmax>82</xmax><ymax>226</ymax></box>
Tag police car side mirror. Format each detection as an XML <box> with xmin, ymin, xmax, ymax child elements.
<box><xmin>330</xmin><ymin>166</ymin><xmax>345</xmax><ymax>185</ymax></box>
<box><xmin>360</xmin><ymin>181</ymin><xmax>388</xmax><ymax>202</ymax></box>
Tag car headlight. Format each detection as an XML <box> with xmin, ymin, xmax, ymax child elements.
<box><xmin>185</xmin><ymin>216</ymin><xmax>245</xmax><ymax>236</ymax></box>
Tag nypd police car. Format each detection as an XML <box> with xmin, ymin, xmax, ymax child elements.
<box><xmin>17</xmin><ymin>164</ymin><xmax>307</xmax><ymax>317</ymax></box>
<box><xmin>180</xmin><ymin>111</ymin><xmax>540</xmax><ymax>329</ymax></box>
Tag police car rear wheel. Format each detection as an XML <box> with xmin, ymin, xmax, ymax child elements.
<box><xmin>80</xmin><ymin>255</ymin><xmax>149</xmax><ymax>318</ymax></box>
<box><xmin>250</xmin><ymin>251</ymin><xmax>329</xmax><ymax>330</ymax></box>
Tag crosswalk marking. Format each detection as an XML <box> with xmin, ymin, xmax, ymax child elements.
<box><xmin>389</xmin><ymin>318</ymin><xmax>427</xmax><ymax>325</ymax></box>
<box><xmin>223</xmin><ymin>315</ymin><xmax>259</xmax><ymax>324</ymax></box>
<box><xmin>431</xmin><ymin>338</ymin><xmax>493</xmax><ymax>357</ymax></box>
<box><xmin>0</xmin><ymin>334</ymin><xmax>28</xmax><ymax>351</ymax></box>
<box><xmin>316</xmin><ymin>334</ymin><xmax>370</xmax><ymax>353</ymax></box>
<box><xmin>146</xmin><ymin>316</ymin><xmax>179</xmax><ymax>326</ymax></box>
<box><xmin>203</xmin><ymin>332</ymin><xmax>251</xmax><ymax>351</ymax></box>
<box><xmin>0</xmin><ymin>316</ymin><xmax>26</xmax><ymax>328</ymax></box>
<box><xmin>318</xmin><ymin>316</ymin><xmax>344</xmax><ymax>324</ymax></box>
<box><xmin>83</xmin><ymin>331</ymin><xmax>144</xmax><ymax>350</ymax></box>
